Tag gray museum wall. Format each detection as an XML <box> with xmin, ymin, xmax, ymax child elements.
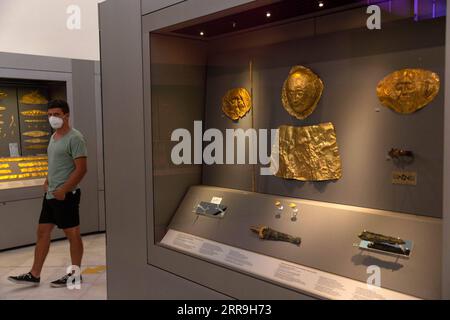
<box><xmin>0</xmin><ymin>53</ymin><xmax>105</xmax><ymax>250</ymax></box>
<box><xmin>141</xmin><ymin>0</ymin><xmax>185</xmax><ymax>15</ymax></box>
<box><xmin>202</xmin><ymin>17</ymin><xmax>445</xmax><ymax>218</ymax></box>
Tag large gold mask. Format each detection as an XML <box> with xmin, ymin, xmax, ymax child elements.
<box><xmin>377</xmin><ymin>69</ymin><xmax>440</xmax><ymax>114</ymax></box>
<box><xmin>281</xmin><ymin>66</ymin><xmax>324</xmax><ymax>120</ymax></box>
<box><xmin>275</xmin><ymin>123</ymin><xmax>342</xmax><ymax>181</ymax></box>
<box><xmin>222</xmin><ymin>88</ymin><xmax>252</xmax><ymax>121</ymax></box>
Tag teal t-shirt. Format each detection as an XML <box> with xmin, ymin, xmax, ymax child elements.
<box><xmin>46</xmin><ymin>128</ymin><xmax>87</xmax><ymax>199</ymax></box>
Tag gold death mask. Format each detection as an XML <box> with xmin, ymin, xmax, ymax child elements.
<box><xmin>377</xmin><ymin>68</ymin><xmax>440</xmax><ymax>114</ymax></box>
<box><xmin>222</xmin><ymin>88</ymin><xmax>252</xmax><ymax>121</ymax></box>
<box><xmin>282</xmin><ymin>66</ymin><xmax>324</xmax><ymax>120</ymax></box>
<box><xmin>275</xmin><ymin>123</ymin><xmax>342</xmax><ymax>181</ymax></box>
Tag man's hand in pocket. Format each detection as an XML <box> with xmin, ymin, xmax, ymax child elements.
<box><xmin>53</xmin><ymin>188</ymin><xmax>66</xmax><ymax>201</ymax></box>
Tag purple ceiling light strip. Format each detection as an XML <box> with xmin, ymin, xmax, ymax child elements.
<box><xmin>414</xmin><ymin>0</ymin><xmax>419</xmax><ymax>21</ymax></box>
<box><xmin>432</xmin><ymin>0</ymin><xmax>436</xmax><ymax>19</ymax></box>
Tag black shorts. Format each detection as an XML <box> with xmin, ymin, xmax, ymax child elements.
<box><xmin>39</xmin><ymin>189</ymin><xmax>81</xmax><ymax>229</ymax></box>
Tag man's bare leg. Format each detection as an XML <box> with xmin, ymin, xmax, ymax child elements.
<box><xmin>30</xmin><ymin>223</ymin><xmax>54</xmax><ymax>278</ymax></box>
<box><xmin>63</xmin><ymin>226</ymin><xmax>83</xmax><ymax>269</ymax></box>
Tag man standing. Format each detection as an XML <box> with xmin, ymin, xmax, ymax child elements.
<box><xmin>8</xmin><ymin>100</ymin><xmax>88</xmax><ymax>288</ymax></box>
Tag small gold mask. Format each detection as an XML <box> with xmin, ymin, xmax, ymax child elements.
<box><xmin>222</xmin><ymin>88</ymin><xmax>252</xmax><ymax>121</ymax></box>
<box><xmin>281</xmin><ymin>66</ymin><xmax>324</xmax><ymax>120</ymax></box>
<box><xmin>377</xmin><ymin>68</ymin><xmax>440</xmax><ymax>114</ymax></box>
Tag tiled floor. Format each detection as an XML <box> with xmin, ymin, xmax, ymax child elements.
<box><xmin>0</xmin><ymin>233</ymin><xmax>106</xmax><ymax>300</ymax></box>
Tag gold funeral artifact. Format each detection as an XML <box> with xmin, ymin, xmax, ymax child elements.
<box><xmin>0</xmin><ymin>172</ymin><xmax>47</xmax><ymax>181</ymax></box>
<box><xmin>18</xmin><ymin>161</ymin><xmax>48</xmax><ymax>168</ymax></box>
<box><xmin>25</xmin><ymin>119</ymin><xmax>48</xmax><ymax>123</ymax></box>
<box><xmin>0</xmin><ymin>156</ymin><xmax>48</xmax><ymax>162</ymax></box>
<box><xmin>377</xmin><ymin>68</ymin><xmax>440</xmax><ymax>114</ymax></box>
<box><xmin>281</xmin><ymin>66</ymin><xmax>324</xmax><ymax>120</ymax></box>
<box><xmin>0</xmin><ymin>92</ymin><xmax>7</xmax><ymax>99</ymax></box>
<box><xmin>275</xmin><ymin>122</ymin><xmax>342</xmax><ymax>181</ymax></box>
<box><xmin>21</xmin><ymin>166</ymin><xmax>48</xmax><ymax>173</ymax></box>
<box><xmin>19</xmin><ymin>91</ymin><xmax>48</xmax><ymax>105</ymax></box>
<box><xmin>25</xmin><ymin>144</ymin><xmax>48</xmax><ymax>150</ymax></box>
<box><xmin>25</xmin><ymin>138</ymin><xmax>49</xmax><ymax>144</ymax></box>
<box><xmin>22</xmin><ymin>131</ymin><xmax>49</xmax><ymax>138</ymax></box>
<box><xmin>21</xmin><ymin>109</ymin><xmax>47</xmax><ymax>117</ymax></box>
<box><xmin>0</xmin><ymin>169</ymin><xmax>12</xmax><ymax>174</ymax></box>
<box><xmin>0</xmin><ymin>106</ymin><xmax>6</xmax><ymax>111</ymax></box>
<box><xmin>222</xmin><ymin>88</ymin><xmax>252</xmax><ymax>121</ymax></box>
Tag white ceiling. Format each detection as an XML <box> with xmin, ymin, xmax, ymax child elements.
<box><xmin>0</xmin><ymin>0</ymin><xmax>106</xmax><ymax>61</ymax></box>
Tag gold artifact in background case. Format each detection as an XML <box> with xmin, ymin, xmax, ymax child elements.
<box><xmin>281</xmin><ymin>66</ymin><xmax>324</xmax><ymax>120</ymax></box>
<box><xmin>221</xmin><ymin>88</ymin><xmax>252</xmax><ymax>121</ymax></box>
<box><xmin>19</xmin><ymin>91</ymin><xmax>48</xmax><ymax>105</ymax></box>
<box><xmin>376</xmin><ymin>68</ymin><xmax>440</xmax><ymax>114</ymax></box>
<box><xmin>0</xmin><ymin>156</ymin><xmax>48</xmax><ymax>162</ymax></box>
<box><xmin>0</xmin><ymin>156</ymin><xmax>48</xmax><ymax>182</ymax></box>
<box><xmin>25</xmin><ymin>144</ymin><xmax>48</xmax><ymax>150</ymax></box>
<box><xmin>21</xmin><ymin>110</ymin><xmax>47</xmax><ymax>117</ymax></box>
<box><xmin>275</xmin><ymin>123</ymin><xmax>342</xmax><ymax>181</ymax></box>
<box><xmin>0</xmin><ymin>172</ymin><xmax>47</xmax><ymax>181</ymax></box>
<box><xmin>22</xmin><ymin>131</ymin><xmax>49</xmax><ymax>138</ymax></box>
<box><xmin>20</xmin><ymin>166</ymin><xmax>48</xmax><ymax>173</ymax></box>
<box><xmin>25</xmin><ymin>119</ymin><xmax>48</xmax><ymax>123</ymax></box>
<box><xmin>24</xmin><ymin>138</ymin><xmax>49</xmax><ymax>144</ymax></box>
<box><xmin>18</xmin><ymin>161</ymin><xmax>48</xmax><ymax>168</ymax></box>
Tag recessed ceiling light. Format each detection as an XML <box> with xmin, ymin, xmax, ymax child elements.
<box><xmin>200</xmin><ymin>31</ymin><xmax>205</xmax><ymax>36</ymax></box>
<box><xmin>318</xmin><ymin>1</ymin><xmax>324</xmax><ymax>7</ymax></box>
<box><xmin>266</xmin><ymin>12</ymin><xmax>271</xmax><ymax>18</ymax></box>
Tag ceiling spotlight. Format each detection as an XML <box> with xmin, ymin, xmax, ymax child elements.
<box><xmin>199</xmin><ymin>31</ymin><xmax>205</xmax><ymax>36</ymax></box>
<box><xmin>318</xmin><ymin>1</ymin><xmax>324</xmax><ymax>7</ymax></box>
<box><xmin>266</xmin><ymin>12</ymin><xmax>271</xmax><ymax>18</ymax></box>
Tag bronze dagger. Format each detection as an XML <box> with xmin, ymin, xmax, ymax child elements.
<box><xmin>250</xmin><ymin>225</ymin><xmax>301</xmax><ymax>246</ymax></box>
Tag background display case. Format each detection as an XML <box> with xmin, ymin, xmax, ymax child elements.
<box><xmin>0</xmin><ymin>79</ymin><xmax>67</xmax><ymax>190</ymax></box>
<box><xmin>0</xmin><ymin>53</ymin><xmax>105</xmax><ymax>250</ymax></box>
<box><xmin>100</xmin><ymin>0</ymin><xmax>450</xmax><ymax>299</ymax></box>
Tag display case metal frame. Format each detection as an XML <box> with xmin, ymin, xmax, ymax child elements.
<box><xmin>142</xmin><ymin>0</ymin><xmax>314</xmax><ymax>300</ymax></box>
<box><xmin>142</xmin><ymin>0</ymin><xmax>447</xmax><ymax>299</ymax></box>
<box><xmin>100</xmin><ymin>0</ymin><xmax>450</xmax><ymax>299</ymax></box>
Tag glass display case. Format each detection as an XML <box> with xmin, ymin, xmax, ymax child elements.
<box><xmin>145</xmin><ymin>0</ymin><xmax>446</xmax><ymax>299</ymax></box>
<box><xmin>0</xmin><ymin>78</ymin><xmax>66</xmax><ymax>190</ymax></box>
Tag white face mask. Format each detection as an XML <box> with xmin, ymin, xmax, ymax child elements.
<box><xmin>49</xmin><ymin>116</ymin><xmax>64</xmax><ymax>129</ymax></box>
